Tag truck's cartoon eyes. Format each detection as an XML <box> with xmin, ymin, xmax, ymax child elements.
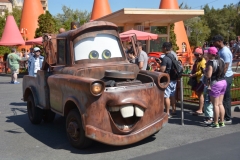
<box><xmin>74</xmin><ymin>34</ymin><xmax>122</xmax><ymax>61</ymax></box>
<box><xmin>89</xmin><ymin>50</ymin><xmax>99</xmax><ymax>59</ymax></box>
<box><xmin>102</xmin><ymin>49</ymin><xmax>111</xmax><ymax>59</ymax></box>
<box><xmin>89</xmin><ymin>50</ymin><xmax>112</xmax><ymax>59</ymax></box>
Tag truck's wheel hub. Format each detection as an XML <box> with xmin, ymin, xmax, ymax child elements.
<box><xmin>67</xmin><ymin>121</ymin><xmax>79</xmax><ymax>138</ymax></box>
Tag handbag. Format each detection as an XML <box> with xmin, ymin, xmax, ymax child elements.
<box><xmin>187</xmin><ymin>77</ymin><xmax>197</xmax><ymax>88</ymax></box>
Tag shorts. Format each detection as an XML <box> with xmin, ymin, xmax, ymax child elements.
<box><xmin>164</xmin><ymin>80</ymin><xmax>177</xmax><ymax>98</ymax></box>
<box><xmin>11</xmin><ymin>69</ymin><xmax>19</xmax><ymax>74</ymax></box>
<box><xmin>209</xmin><ymin>80</ymin><xmax>227</xmax><ymax>98</ymax></box>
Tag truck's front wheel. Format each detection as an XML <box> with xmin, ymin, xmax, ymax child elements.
<box><xmin>66</xmin><ymin>109</ymin><xmax>93</xmax><ymax>149</ymax></box>
<box><xmin>27</xmin><ymin>94</ymin><xmax>43</xmax><ymax>124</ymax></box>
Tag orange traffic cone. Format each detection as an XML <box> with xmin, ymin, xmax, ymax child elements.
<box><xmin>19</xmin><ymin>0</ymin><xmax>44</xmax><ymax>50</ymax></box>
<box><xmin>159</xmin><ymin>0</ymin><xmax>193</xmax><ymax>65</ymax></box>
<box><xmin>190</xmin><ymin>91</ymin><xmax>198</xmax><ymax>99</ymax></box>
<box><xmin>91</xmin><ymin>0</ymin><xmax>112</xmax><ymax>20</ymax></box>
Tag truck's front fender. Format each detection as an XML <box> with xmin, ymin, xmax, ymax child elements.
<box><xmin>23</xmin><ymin>86</ymin><xmax>39</xmax><ymax>108</ymax></box>
<box><xmin>48</xmin><ymin>74</ymin><xmax>103</xmax><ymax>114</ymax></box>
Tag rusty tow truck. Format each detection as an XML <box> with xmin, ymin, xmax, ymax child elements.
<box><xmin>22</xmin><ymin>21</ymin><xmax>169</xmax><ymax>149</ymax></box>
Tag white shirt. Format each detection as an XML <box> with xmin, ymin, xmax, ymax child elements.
<box><xmin>34</xmin><ymin>57</ymin><xmax>40</xmax><ymax>73</ymax></box>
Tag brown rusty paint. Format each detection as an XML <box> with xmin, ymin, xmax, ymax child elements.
<box><xmin>23</xmin><ymin>20</ymin><xmax>169</xmax><ymax>147</ymax></box>
<box><xmin>139</xmin><ymin>70</ymin><xmax>170</xmax><ymax>90</ymax></box>
<box><xmin>85</xmin><ymin>114</ymin><xmax>168</xmax><ymax>146</ymax></box>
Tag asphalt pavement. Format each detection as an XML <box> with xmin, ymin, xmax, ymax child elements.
<box><xmin>0</xmin><ymin>73</ymin><xmax>240</xmax><ymax>160</ymax></box>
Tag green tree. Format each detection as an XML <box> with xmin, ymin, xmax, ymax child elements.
<box><xmin>35</xmin><ymin>11</ymin><xmax>57</xmax><ymax>38</ymax></box>
<box><xmin>54</xmin><ymin>5</ymin><xmax>91</xmax><ymax>31</ymax></box>
<box><xmin>185</xmin><ymin>17</ymin><xmax>210</xmax><ymax>46</ymax></box>
<box><xmin>169</xmin><ymin>24</ymin><xmax>179</xmax><ymax>51</ymax></box>
<box><xmin>202</xmin><ymin>4</ymin><xmax>238</xmax><ymax>42</ymax></box>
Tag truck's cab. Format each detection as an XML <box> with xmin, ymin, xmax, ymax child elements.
<box><xmin>22</xmin><ymin>21</ymin><xmax>170</xmax><ymax>149</ymax></box>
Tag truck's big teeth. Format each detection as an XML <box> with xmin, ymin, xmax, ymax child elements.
<box><xmin>108</xmin><ymin>106</ymin><xmax>120</xmax><ymax>112</ymax></box>
<box><xmin>120</xmin><ymin>105</ymin><xmax>134</xmax><ymax>118</ymax></box>
<box><xmin>135</xmin><ymin>105</ymin><xmax>144</xmax><ymax>117</ymax></box>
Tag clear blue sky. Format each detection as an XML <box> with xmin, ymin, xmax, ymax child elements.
<box><xmin>48</xmin><ymin>0</ymin><xmax>239</xmax><ymax>16</ymax></box>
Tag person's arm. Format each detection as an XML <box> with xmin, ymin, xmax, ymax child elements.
<box><xmin>160</xmin><ymin>57</ymin><xmax>167</xmax><ymax>72</ymax></box>
<box><xmin>205</xmin><ymin>65</ymin><xmax>213</xmax><ymax>79</ymax></box>
<box><xmin>220</xmin><ymin>50</ymin><xmax>231</xmax><ymax>74</ymax></box>
<box><xmin>194</xmin><ymin>59</ymin><xmax>206</xmax><ymax>77</ymax></box>
<box><xmin>160</xmin><ymin>66</ymin><xmax>166</xmax><ymax>72</ymax></box>
<box><xmin>139</xmin><ymin>61</ymin><xmax>143</xmax><ymax>69</ymax></box>
<box><xmin>138</xmin><ymin>53</ymin><xmax>144</xmax><ymax>70</ymax></box>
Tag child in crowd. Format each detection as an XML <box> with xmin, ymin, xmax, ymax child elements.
<box><xmin>202</xmin><ymin>49</ymin><xmax>213</xmax><ymax>124</ymax></box>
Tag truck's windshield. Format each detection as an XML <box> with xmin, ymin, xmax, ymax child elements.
<box><xmin>74</xmin><ymin>34</ymin><xmax>123</xmax><ymax>61</ymax></box>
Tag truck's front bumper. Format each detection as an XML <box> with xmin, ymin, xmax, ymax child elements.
<box><xmin>85</xmin><ymin>113</ymin><xmax>168</xmax><ymax>146</ymax></box>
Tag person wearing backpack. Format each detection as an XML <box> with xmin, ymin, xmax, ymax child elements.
<box><xmin>204</xmin><ymin>47</ymin><xmax>227</xmax><ymax>128</ymax></box>
<box><xmin>160</xmin><ymin>42</ymin><xmax>179</xmax><ymax>118</ymax></box>
<box><xmin>190</xmin><ymin>47</ymin><xmax>206</xmax><ymax>116</ymax></box>
<box><xmin>212</xmin><ymin>35</ymin><xmax>233</xmax><ymax>124</ymax></box>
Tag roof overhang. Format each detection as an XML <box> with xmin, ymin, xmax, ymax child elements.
<box><xmin>97</xmin><ymin>8</ymin><xmax>204</xmax><ymax>26</ymax></box>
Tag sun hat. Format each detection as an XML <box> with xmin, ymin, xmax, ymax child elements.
<box><xmin>208</xmin><ymin>47</ymin><xmax>218</xmax><ymax>55</ymax></box>
<box><xmin>33</xmin><ymin>47</ymin><xmax>40</xmax><ymax>52</ymax></box>
<box><xmin>194</xmin><ymin>47</ymin><xmax>203</xmax><ymax>55</ymax></box>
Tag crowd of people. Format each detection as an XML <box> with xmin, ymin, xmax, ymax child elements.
<box><xmin>5</xmin><ymin>47</ymin><xmax>44</xmax><ymax>84</ymax></box>
<box><xmin>189</xmin><ymin>35</ymin><xmax>234</xmax><ymax>128</ymax></box>
<box><xmin>125</xmin><ymin>35</ymin><xmax>237</xmax><ymax>128</ymax></box>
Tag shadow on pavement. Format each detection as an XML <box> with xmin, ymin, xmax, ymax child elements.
<box><xmin>168</xmin><ymin>103</ymin><xmax>240</xmax><ymax>127</ymax></box>
<box><xmin>5</xmin><ymin>110</ymin><xmax>157</xmax><ymax>154</ymax></box>
<box><xmin>10</xmin><ymin>102</ymin><xmax>27</xmax><ymax>107</ymax></box>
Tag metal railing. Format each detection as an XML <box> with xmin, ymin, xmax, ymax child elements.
<box><xmin>176</xmin><ymin>74</ymin><xmax>240</xmax><ymax>105</ymax></box>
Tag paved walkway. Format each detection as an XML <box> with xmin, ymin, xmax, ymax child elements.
<box><xmin>0</xmin><ymin>73</ymin><xmax>240</xmax><ymax>160</ymax></box>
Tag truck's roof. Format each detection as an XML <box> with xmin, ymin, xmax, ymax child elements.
<box><xmin>57</xmin><ymin>21</ymin><xmax>118</xmax><ymax>40</ymax></box>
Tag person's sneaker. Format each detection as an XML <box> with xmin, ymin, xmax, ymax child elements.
<box><xmin>204</xmin><ymin>118</ymin><xmax>213</xmax><ymax>124</ymax></box>
<box><xmin>13</xmin><ymin>81</ymin><xmax>20</xmax><ymax>84</ymax></box>
<box><xmin>209</xmin><ymin>123</ymin><xmax>220</xmax><ymax>128</ymax></box>
<box><xmin>9</xmin><ymin>81</ymin><xmax>14</xmax><ymax>84</ymax></box>
<box><xmin>224</xmin><ymin>119</ymin><xmax>232</xmax><ymax>125</ymax></box>
<box><xmin>168</xmin><ymin>114</ymin><xmax>172</xmax><ymax>119</ymax></box>
<box><xmin>219</xmin><ymin>122</ymin><xmax>225</xmax><ymax>127</ymax></box>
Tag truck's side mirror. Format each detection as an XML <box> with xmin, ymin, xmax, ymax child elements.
<box><xmin>42</xmin><ymin>34</ymin><xmax>57</xmax><ymax>70</ymax></box>
<box><xmin>130</xmin><ymin>35</ymin><xmax>138</xmax><ymax>57</ymax></box>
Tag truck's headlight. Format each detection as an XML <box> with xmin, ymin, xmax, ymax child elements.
<box><xmin>91</xmin><ymin>82</ymin><xmax>104</xmax><ymax>96</ymax></box>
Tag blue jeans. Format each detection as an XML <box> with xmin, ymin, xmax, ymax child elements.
<box><xmin>223</xmin><ymin>76</ymin><xmax>233</xmax><ymax>120</ymax></box>
<box><xmin>203</xmin><ymin>86</ymin><xmax>213</xmax><ymax>118</ymax></box>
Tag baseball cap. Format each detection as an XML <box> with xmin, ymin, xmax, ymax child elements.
<box><xmin>33</xmin><ymin>47</ymin><xmax>40</xmax><ymax>52</ymax></box>
<box><xmin>212</xmin><ymin>35</ymin><xmax>224</xmax><ymax>42</ymax></box>
<box><xmin>208</xmin><ymin>47</ymin><xmax>218</xmax><ymax>55</ymax></box>
<box><xmin>194</xmin><ymin>47</ymin><xmax>203</xmax><ymax>55</ymax></box>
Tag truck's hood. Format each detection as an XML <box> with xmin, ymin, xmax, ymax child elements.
<box><xmin>54</xmin><ymin>62</ymin><xmax>140</xmax><ymax>80</ymax></box>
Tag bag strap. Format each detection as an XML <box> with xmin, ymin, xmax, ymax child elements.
<box><xmin>165</xmin><ymin>53</ymin><xmax>176</xmax><ymax>61</ymax></box>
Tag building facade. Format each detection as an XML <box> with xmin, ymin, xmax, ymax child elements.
<box><xmin>0</xmin><ymin>0</ymin><xmax>48</xmax><ymax>15</ymax></box>
<box><xmin>0</xmin><ymin>0</ymin><xmax>12</xmax><ymax>15</ymax></box>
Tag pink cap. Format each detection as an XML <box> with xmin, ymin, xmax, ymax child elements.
<box><xmin>194</xmin><ymin>48</ymin><xmax>203</xmax><ymax>54</ymax></box>
<box><xmin>203</xmin><ymin>49</ymin><xmax>208</xmax><ymax>54</ymax></box>
<box><xmin>208</xmin><ymin>47</ymin><xmax>218</xmax><ymax>55</ymax></box>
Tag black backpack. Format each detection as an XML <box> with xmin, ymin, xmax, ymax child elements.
<box><xmin>165</xmin><ymin>54</ymin><xmax>183</xmax><ymax>80</ymax></box>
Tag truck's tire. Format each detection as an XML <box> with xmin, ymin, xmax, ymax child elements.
<box><xmin>42</xmin><ymin>110</ymin><xmax>56</xmax><ymax>123</ymax></box>
<box><xmin>66</xmin><ymin>109</ymin><xmax>93</xmax><ymax>149</ymax></box>
<box><xmin>27</xmin><ymin>94</ymin><xmax>43</xmax><ymax>124</ymax></box>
